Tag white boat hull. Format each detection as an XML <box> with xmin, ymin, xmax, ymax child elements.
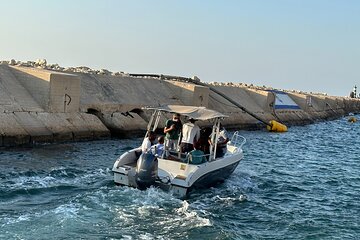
<box><xmin>112</xmin><ymin>148</ymin><xmax>243</xmax><ymax>198</ymax></box>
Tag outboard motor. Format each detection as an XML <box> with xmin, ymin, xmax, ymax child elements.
<box><xmin>135</xmin><ymin>152</ymin><xmax>158</xmax><ymax>190</ymax></box>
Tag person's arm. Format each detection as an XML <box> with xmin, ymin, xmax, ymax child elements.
<box><xmin>141</xmin><ymin>138</ymin><xmax>148</xmax><ymax>152</ymax></box>
<box><xmin>221</xmin><ymin>130</ymin><xmax>229</xmax><ymax>144</ymax></box>
<box><xmin>164</xmin><ymin>125</ymin><xmax>175</xmax><ymax>133</ymax></box>
<box><xmin>145</xmin><ymin>139</ymin><xmax>152</xmax><ymax>152</ymax></box>
<box><xmin>195</xmin><ymin>127</ymin><xmax>201</xmax><ymax>142</ymax></box>
<box><xmin>164</xmin><ymin>120</ymin><xmax>175</xmax><ymax>134</ymax></box>
<box><xmin>208</xmin><ymin>133</ymin><xmax>214</xmax><ymax>146</ymax></box>
<box><xmin>179</xmin><ymin>124</ymin><xmax>187</xmax><ymax>143</ymax></box>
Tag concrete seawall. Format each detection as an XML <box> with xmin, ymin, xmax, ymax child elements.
<box><xmin>0</xmin><ymin>63</ymin><xmax>359</xmax><ymax>146</ymax></box>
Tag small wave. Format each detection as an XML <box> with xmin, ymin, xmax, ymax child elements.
<box><xmin>175</xmin><ymin>200</ymin><xmax>189</xmax><ymax>214</ymax></box>
<box><xmin>1</xmin><ymin>215</ymin><xmax>31</xmax><ymax>227</ymax></box>
<box><xmin>213</xmin><ymin>195</ymin><xmax>237</xmax><ymax>204</ymax></box>
<box><xmin>207</xmin><ymin>194</ymin><xmax>248</xmax><ymax>207</ymax></box>
<box><xmin>0</xmin><ymin>168</ymin><xmax>110</xmax><ymax>197</ymax></box>
<box><xmin>1</xmin><ymin>202</ymin><xmax>82</xmax><ymax>229</ymax></box>
<box><xmin>174</xmin><ymin>200</ymin><xmax>212</xmax><ymax>227</ymax></box>
<box><xmin>53</xmin><ymin>203</ymin><xmax>80</xmax><ymax>222</ymax></box>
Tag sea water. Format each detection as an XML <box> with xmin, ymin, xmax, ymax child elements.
<box><xmin>0</xmin><ymin>116</ymin><xmax>359</xmax><ymax>239</ymax></box>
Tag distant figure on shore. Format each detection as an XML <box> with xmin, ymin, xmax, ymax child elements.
<box><xmin>141</xmin><ymin>131</ymin><xmax>156</xmax><ymax>153</ymax></box>
<box><xmin>180</xmin><ymin>118</ymin><xmax>200</xmax><ymax>153</ymax></box>
<box><xmin>350</xmin><ymin>85</ymin><xmax>358</xmax><ymax>98</ymax></box>
<box><xmin>164</xmin><ymin>113</ymin><xmax>182</xmax><ymax>151</ymax></box>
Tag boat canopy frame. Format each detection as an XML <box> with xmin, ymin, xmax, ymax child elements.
<box><xmin>144</xmin><ymin>105</ymin><xmax>228</xmax><ymax>121</ymax></box>
<box><xmin>142</xmin><ymin>105</ymin><xmax>229</xmax><ymax>161</ymax></box>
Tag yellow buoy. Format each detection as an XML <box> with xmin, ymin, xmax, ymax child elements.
<box><xmin>267</xmin><ymin>120</ymin><xmax>288</xmax><ymax>132</ymax></box>
<box><xmin>348</xmin><ymin>117</ymin><xmax>357</xmax><ymax>123</ymax></box>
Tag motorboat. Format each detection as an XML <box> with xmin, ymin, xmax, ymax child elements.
<box><xmin>112</xmin><ymin>105</ymin><xmax>246</xmax><ymax>198</ymax></box>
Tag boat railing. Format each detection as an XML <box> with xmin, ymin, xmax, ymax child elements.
<box><xmin>227</xmin><ymin>131</ymin><xmax>246</xmax><ymax>154</ymax></box>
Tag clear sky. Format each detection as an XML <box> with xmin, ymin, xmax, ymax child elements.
<box><xmin>1</xmin><ymin>0</ymin><xmax>359</xmax><ymax>96</ymax></box>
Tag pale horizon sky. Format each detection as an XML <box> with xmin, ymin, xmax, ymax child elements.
<box><xmin>1</xmin><ymin>0</ymin><xmax>359</xmax><ymax>96</ymax></box>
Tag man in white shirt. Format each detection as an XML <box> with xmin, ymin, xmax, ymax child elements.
<box><xmin>141</xmin><ymin>131</ymin><xmax>156</xmax><ymax>153</ymax></box>
<box><xmin>180</xmin><ymin>118</ymin><xmax>200</xmax><ymax>153</ymax></box>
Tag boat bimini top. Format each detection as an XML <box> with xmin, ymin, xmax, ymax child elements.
<box><xmin>143</xmin><ymin>105</ymin><xmax>228</xmax><ymax>121</ymax></box>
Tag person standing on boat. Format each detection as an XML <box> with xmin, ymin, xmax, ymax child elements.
<box><xmin>164</xmin><ymin>113</ymin><xmax>182</xmax><ymax>151</ymax></box>
<box><xmin>180</xmin><ymin>118</ymin><xmax>200</xmax><ymax>153</ymax></box>
<box><xmin>141</xmin><ymin>131</ymin><xmax>156</xmax><ymax>153</ymax></box>
<box><xmin>209</xmin><ymin>125</ymin><xmax>229</xmax><ymax>158</ymax></box>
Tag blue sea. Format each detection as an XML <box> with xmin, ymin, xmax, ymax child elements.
<box><xmin>1</xmin><ymin>116</ymin><xmax>359</xmax><ymax>239</ymax></box>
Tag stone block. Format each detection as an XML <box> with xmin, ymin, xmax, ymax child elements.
<box><xmin>193</xmin><ymin>85</ymin><xmax>209</xmax><ymax>107</ymax></box>
<box><xmin>2</xmin><ymin>135</ymin><xmax>31</xmax><ymax>147</ymax></box>
<box><xmin>34</xmin><ymin>112</ymin><xmax>74</xmax><ymax>142</ymax></box>
<box><xmin>0</xmin><ymin>65</ymin><xmax>44</xmax><ymax>112</ymax></box>
<box><xmin>208</xmin><ymin>85</ymin><xmax>266</xmax><ymax>116</ymax></box>
<box><xmin>64</xmin><ymin>113</ymin><xmax>94</xmax><ymax>140</ymax></box>
<box><xmin>13</xmin><ymin>112</ymin><xmax>54</xmax><ymax>143</ymax></box>
<box><xmin>50</xmin><ymin>73</ymin><xmax>81</xmax><ymax>113</ymax></box>
<box><xmin>287</xmin><ymin>93</ymin><xmax>309</xmax><ymax>111</ymax></box>
<box><xmin>78</xmin><ymin>113</ymin><xmax>110</xmax><ymax>139</ymax></box>
<box><xmin>245</xmin><ymin>88</ymin><xmax>271</xmax><ymax>112</ymax></box>
<box><xmin>0</xmin><ymin>113</ymin><xmax>30</xmax><ymax>146</ymax></box>
<box><xmin>102</xmin><ymin>112</ymin><xmax>147</xmax><ymax>137</ymax></box>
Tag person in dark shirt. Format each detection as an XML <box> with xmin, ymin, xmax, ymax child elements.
<box><xmin>164</xmin><ymin>113</ymin><xmax>182</xmax><ymax>151</ymax></box>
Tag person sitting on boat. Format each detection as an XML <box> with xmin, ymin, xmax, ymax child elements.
<box><xmin>208</xmin><ymin>125</ymin><xmax>229</xmax><ymax>158</ymax></box>
<box><xmin>164</xmin><ymin>113</ymin><xmax>182</xmax><ymax>151</ymax></box>
<box><xmin>199</xmin><ymin>127</ymin><xmax>212</xmax><ymax>154</ymax></box>
<box><xmin>180</xmin><ymin>118</ymin><xmax>200</xmax><ymax>154</ymax></box>
<box><xmin>186</xmin><ymin>141</ymin><xmax>206</xmax><ymax>164</ymax></box>
<box><xmin>151</xmin><ymin>135</ymin><xmax>165</xmax><ymax>157</ymax></box>
<box><xmin>141</xmin><ymin>131</ymin><xmax>156</xmax><ymax>153</ymax></box>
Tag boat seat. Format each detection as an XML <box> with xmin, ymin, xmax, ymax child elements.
<box><xmin>226</xmin><ymin>145</ymin><xmax>238</xmax><ymax>154</ymax></box>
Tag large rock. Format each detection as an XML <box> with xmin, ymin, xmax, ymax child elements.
<box><xmin>35</xmin><ymin>58</ymin><xmax>47</xmax><ymax>67</ymax></box>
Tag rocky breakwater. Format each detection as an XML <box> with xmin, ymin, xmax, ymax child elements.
<box><xmin>1</xmin><ymin>59</ymin><xmax>359</xmax><ymax>146</ymax></box>
<box><xmin>0</xmin><ymin>59</ymin><xmax>110</xmax><ymax>147</ymax></box>
<box><xmin>205</xmin><ymin>81</ymin><xmax>360</xmax><ymax>128</ymax></box>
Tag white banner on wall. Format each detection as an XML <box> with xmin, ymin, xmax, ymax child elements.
<box><xmin>269</xmin><ymin>90</ymin><xmax>301</xmax><ymax>110</ymax></box>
